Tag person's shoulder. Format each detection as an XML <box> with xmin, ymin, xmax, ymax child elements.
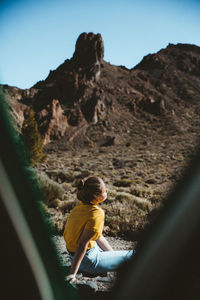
<box><xmin>91</xmin><ymin>205</ymin><xmax>104</xmax><ymax>217</ymax></box>
<box><xmin>69</xmin><ymin>201</ymin><xmax>84</xmax><ymax>214</ymax></box>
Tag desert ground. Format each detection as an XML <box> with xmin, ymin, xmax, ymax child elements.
<box><xmin>35</xmin><ymin>123</ymin><xmax>200</xmax><ymax>291</ymax></box>
<box><xmin>38</xmin><ymin>120</ymin><xmax>200</xmax><ymax>243</ymax></box>
<box><xmin>38</xmin><ymin>118</ymin><xmax>198</xmax><ymax>239</ymax></box>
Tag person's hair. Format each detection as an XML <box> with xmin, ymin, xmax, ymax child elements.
<box><xmin>76</xmin><ymin>176</ymin><xmax>105</xmax><ymax>204</ymax></box>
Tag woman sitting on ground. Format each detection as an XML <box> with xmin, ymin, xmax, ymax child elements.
<box><xmin>63</xmin><ymin>176</ymin><xmax>135</xmax><ymax>283</ymax></box>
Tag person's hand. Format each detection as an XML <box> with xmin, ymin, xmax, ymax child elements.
<box><xmin>66</xmin><ymin>274</ymin><xmax>76</xmax><ymax>284</ymax></box>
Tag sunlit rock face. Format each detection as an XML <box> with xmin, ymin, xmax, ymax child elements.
<box><xmin>38</xmin><ymin>99</ymin><xmax>68</xmax><ymax>145</ymax></box>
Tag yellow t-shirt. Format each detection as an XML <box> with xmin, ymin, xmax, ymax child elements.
<box><xmin>63</xmin><ymin>201</ymin><xmax>105</xmax><ymax>252</ymax></box>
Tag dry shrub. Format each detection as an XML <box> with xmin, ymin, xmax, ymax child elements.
<box><xmin>37</xmin><ymin>171</ymin><xmax>65</xmax><ymax>203</ymax></box>
<box><xmin>134</xmin><ymin>177</ymin><xmax>143</xmax><ymax>184</ymax></box>
<box><xmin>59</xmin><ymin>170</ymin><xmax>74</xmax><ymax>182</ymax></box>
<box><xmin>51</xmin><ymin>212</ymin><xmax>68</xmax><ymax>233</ymax></box>
<box><xmin>102</xmin><ymin>188</ymin><xmax>152</xmax><ymax>236</ymax></box>
<box><xmin>60</xmin><ymin>200</ymin><xmax>76</xmax><ymax>212</ymax></box>
<box><xmin>130</xmin><ymin>185</ymin><xmax>154</xmax><ymax>198</ymax></box>
<box><xmin>113</xmin><ymin>179</ymin><xmax>136</xmax><ymax>187</ymax></box>
<box><xmin>46</xmin><ymin>169</ymin><xmax>74</xmax><ymax>183</ymax></box>
<box><xmin>50</xmin><ymin>198</ymin><xmax>63</xmax><ymax>208</ymax></box>
<box><xmin>107</xmin><ymin>188</ymin><xmax>118</xmax><ymax>200</ymax></box>
<box><xmin>115</xmin><ymin>192</ymin><xmax>135</xmax><ymax>202</ymax></box>
<box><xmin>103</xmin><ymin>200</ymin><xmax>148</xmax><ymax>237</ymax></box>
<box><xmin>62</xmin><ymin>182</ymin><xmax>72</xmax><ymax>191</ymax></box>
<box><xmin>115</xmin><ymin>192</ymin><xmax>152</xmax><ymax>210</ymax></box>
<box><xmin>115</xmin><ymin>187</ymin><xmax>130</xmax><ymax>193</ymax></box>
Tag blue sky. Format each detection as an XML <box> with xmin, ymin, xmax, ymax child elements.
<box><xmin>0</xmin><ymin>0</ymin><xmax>200</xmax><ymax>89</ymax></box>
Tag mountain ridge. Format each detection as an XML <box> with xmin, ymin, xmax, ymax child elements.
<box><xmin>1</xmin><ymin>33</ymin><xmax>200</xmax><ymax>148</ymax></box>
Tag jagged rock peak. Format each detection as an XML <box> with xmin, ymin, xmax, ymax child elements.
<box><xmin>72</xmin><ymin>32</ymin><xmax>104</xmax><ymax>66</ymax></box>
<box><xmin>33</xmin><ymin>32</ymin><xmax>105</xmax><ymax>90</ymax></box>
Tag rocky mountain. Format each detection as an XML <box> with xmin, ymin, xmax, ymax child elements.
<box><xmin>1</xmin><ymin>32</ymin><xmax>200</xmax><ymax>148</ymax></box>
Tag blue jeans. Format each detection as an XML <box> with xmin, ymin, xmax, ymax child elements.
<box><xmin>69</xmin><ymin>243</ymin><xmax>135</xmax><ymax>274</ymax></box>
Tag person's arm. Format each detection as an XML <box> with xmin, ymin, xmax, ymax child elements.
<box><xmin>96</xmin><ymin>234</ymin><xmax>113</xmax><ymax>251</ymax></box>
<box><xmin>67</xmin><ymin>228</ymin><xmax>95</xmax><ymax>283</ymax></box>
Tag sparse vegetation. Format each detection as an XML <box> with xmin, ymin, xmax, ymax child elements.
<box><xmin>35</xmin><ymin>120</ymin><xmax>200</xmax><ymax>237</ymax></box>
